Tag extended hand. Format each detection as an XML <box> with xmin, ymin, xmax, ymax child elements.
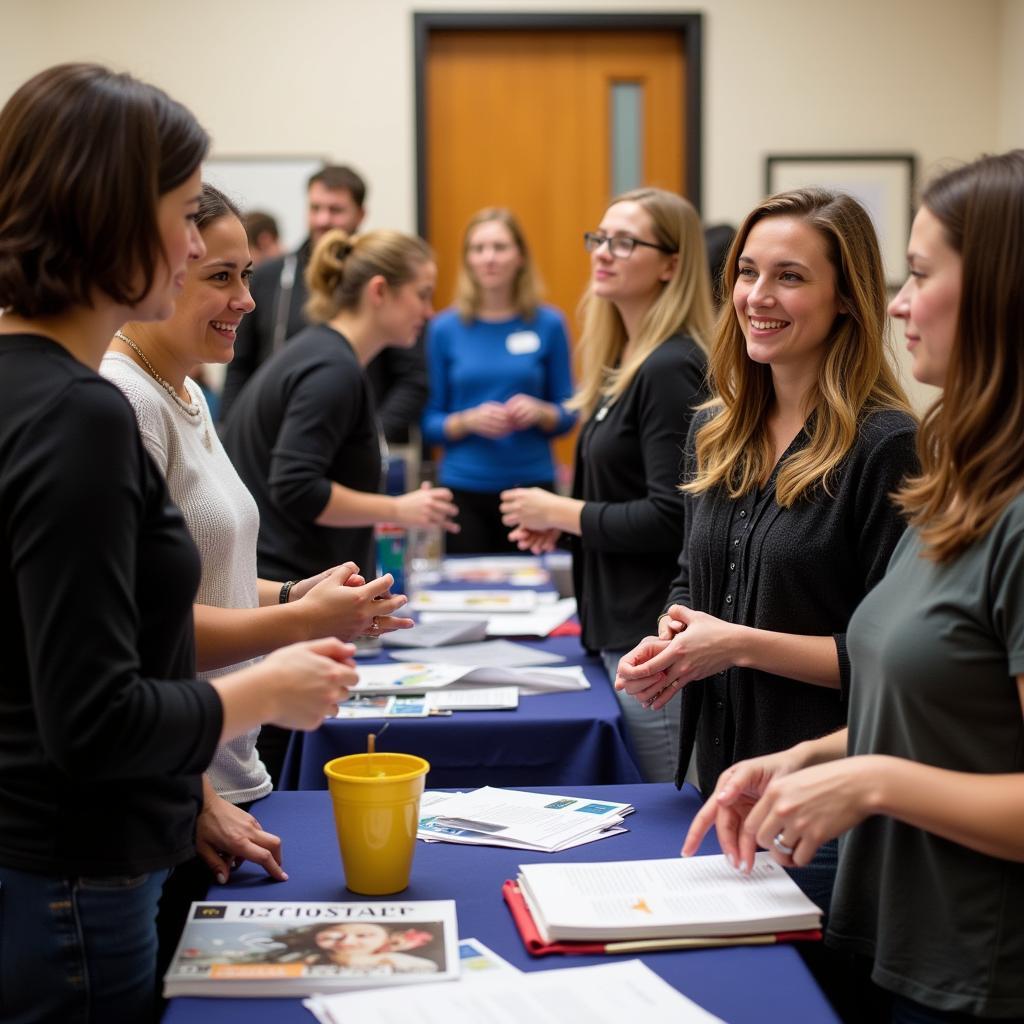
<box><xmin>499</xmin><ymin>486</ymin><xmax>560</xmax><ymax>530</ymax></box>
<box><xmin>299</xmin><ymin>566</ymin><xmax>412</xmax><ymax>640</ymax></box>
<box><xmin>196</xmin><ymin>790</ymin><xmax>286</xmax><ymax>883</ymax></box>
<box><xmin>261</xmin><ymin>637</ymin><xmax>358</xmax><ymax>730</ymax></box>
<box><xmin>395</xmin><ymin>482</ymin><xmax>460</xmax><ymax>533</ymax></box>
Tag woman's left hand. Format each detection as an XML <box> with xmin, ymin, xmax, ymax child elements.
<box><xmin>196</xmin><ymin>792</ymin><xmax>287</xmax><ymax>884</ymax></box>
<box><xmin>499</xmin><ymin>486</ymin><xmax>563</xmax><ymax>530</ymax></box>
<box><xmin>741</xmin><ymin>757</ymin><xmax>883</xmax><ymax>868</ymax></box>
<box><xmin>508</xmin><ymin>524</ymin><xmax>561</xmax><ymax>554</ymax></box>
<box><xmin>615</xmin><ymin>605</ymin><xmax>745</xmax><ymax>705</ymax></box>
<box><xmin>505</xmin><ymin>394</ymin><xmax>550</xmax><ymax>431</ymax></box>
<box><xmin>289</xmin><ymin>562</ymin><xmax>364</xmax><ymax>602</ymax></box>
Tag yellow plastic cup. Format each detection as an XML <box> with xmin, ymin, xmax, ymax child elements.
<box><xmin>323</xmin><ymin>752</ymin><xmax>430</xmax><ymax>895</ymax></box>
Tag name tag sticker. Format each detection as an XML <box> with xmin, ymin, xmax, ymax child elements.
<box><xmin>506</xmin><ymin>331</ymin><xmax>541</xmax><ymax>355</ymax></box>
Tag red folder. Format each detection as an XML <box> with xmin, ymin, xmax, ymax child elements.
<box><xmin>502</xmin><ymin>879</ymin><xmax>821</xmax><ymax>956</ymax></box>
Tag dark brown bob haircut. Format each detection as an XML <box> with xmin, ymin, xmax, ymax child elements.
<box><xmin>308</xmin><ymin>164</ymin><xmax>367</xmax><ymax>209</ymax></box>
<box><xmin>197</xmin><ymin>183</ymin><xmax>241</xmax><ymax>232</ymax></box>
<box><xmin>0</xmin><ymin>63</ymin><xmax>209</xmax><ymax>318</ymax></box>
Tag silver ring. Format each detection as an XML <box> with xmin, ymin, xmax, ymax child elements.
<box><xmin>772</xmin><ymin>831</ymin><xmax>795</xmax><ymax>856</ymax></box>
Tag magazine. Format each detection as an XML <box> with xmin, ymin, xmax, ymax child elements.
<box><xmin>163</xmin><ymin>900</ymin><xmax>459</xmax><ymax>997</ymax></box>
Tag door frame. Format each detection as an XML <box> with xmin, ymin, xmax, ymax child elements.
<box><xmin>413</xmin><ymin>10</ymin><xmax>704</xmax><ymax>238</ymax></box>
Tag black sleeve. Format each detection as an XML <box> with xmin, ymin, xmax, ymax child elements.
<box><xmin>367</xmin><ymin>338</ymin><xmax>429</xmax><ymax>444</ymax></box>
<box><xmin>221</xmin><ymin>265</ymin><xmax>277</xmax><ymax>420</ymax></box>
<box><xmin>833</xmin><ymin>420</ymin><xmax>920</xmax><ymax>691</ymax></box>
<box><xmin>9</xmin><ymin>381</ymin><xmax>222</xmax><ymax>780</ymax></box>
<box><xmin>579</xmin><ymin>349</ymin><xmax>704</xmax><ymax>553</ymax></box>
<box><xmin>664</xmin><ymin>409</ymin><xmax>707</xmax><ymax>611</ymax></box>
<box><xmin>268</xmin><ymin>359</ymin><xmax>362</xmax><ymax>521</ymax></box>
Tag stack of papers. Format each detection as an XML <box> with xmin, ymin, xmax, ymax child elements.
<box><xmin>410</xmin><ymin>590</ymin><xmax>548</xmax><ymax>613</ymax></box>
<box><xmin>419</xmin><ymin>596</ymin><xmax>577</xmax><ymax>638</ymax></box>
<box><xmin>382</xmin><ymin>619</ymin><xmax>488</xmax><ymax>649</ymax></box>
<box><xmin>417</xmin><ymin>787</ymin><xmax>632</xmax><ymax>852</ymax></box>
<box><xmin>442</xmin><ymin>556</ymin><xmax>549</xmax><ymax>587</ymax></box>
<box><xmin>334</xmin><ymin>688</ymin><xmax>520</xmax><ymax>717</ymax></box>
<box><xmin>387</xmin><ymin>639</ymin><xmax>565</xmax><ymax>668</ymax></box>
<box><xmin>351</xmin><ymin>661</ymin><xmax>589</xmax><ymax>697</ymax></box>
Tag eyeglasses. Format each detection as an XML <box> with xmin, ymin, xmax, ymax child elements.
<box><xmin>582</xmin><ymin>231</ymin><xmax>677</xmax><ymax>259</ymax></box>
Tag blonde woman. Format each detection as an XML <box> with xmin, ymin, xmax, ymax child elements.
<box><xmin>500</xmin><ymin>187</ymin><xmax>713</xmax><ymax>782</ymax></box>
<box><xmin>616</xmin><ymin>189</ymin><xmax>918</xmax><ymax>915</ymax></box>
<box><xmin>422</xmin><ymin>208</ymin><xmax>575</xmax><ymax>553</ymax></box>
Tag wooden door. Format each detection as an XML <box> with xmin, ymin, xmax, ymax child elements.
<box><xmin>424</xmin><ymin>28</ymin><xmax>688</xmax><ymax>472</ymax></box>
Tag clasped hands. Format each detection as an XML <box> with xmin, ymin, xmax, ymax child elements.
<box><xmin>613</xmin><ymin>604</ymin><xmax>744</xmax><ymax>710</ymax></box>
<box><xmin>460</xmin><ymin>394</ymin><xmax>550</xmax><ymax>439</ymax></box>
<box><xmin>498</xmin><ymin>487</ymin><xmax>564</xmax><ymax>554</ymax></box>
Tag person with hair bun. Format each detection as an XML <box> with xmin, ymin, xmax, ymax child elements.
<box><xmin>422</xmin><ymin>208</ymin><xmax>575</xmax><ymax>553</ymax></box>
<box><xmin>617</xmin><ymin>189</ymin><xmax>917</xmax><ymax>920</ymax></box>
<box><xmin>223</xmin><ymin>227</ymin><xmax>457</xmax><ymax>584</ymax></box>
<box><xmin>685</xmin><ymin>151</ymin><xmax>1024</xmax><ymax>1023</ymax></box>
<box><xmin>222</xmin><ymin>228</ymin><xmax>456</xmax><ymax>779</ymax></box>
<box><xmin>0</xmin><ymin>64</ymin><xmax>355</xmax><ymax>1023</ymax></box>
<box><xmin>500</xmin><ymin>188</ymin><xmax>713</xmax><ymax>782</ymax></box>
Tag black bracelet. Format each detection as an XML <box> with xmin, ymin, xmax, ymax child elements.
<box><xmin>279</xmin><ymin>580</ymin><xmax>296</xmax><ymax>604</ymax></box>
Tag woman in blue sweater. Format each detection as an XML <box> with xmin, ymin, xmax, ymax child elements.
<box><xmin>422</xmin><ymin>208</ymin><xmax>576</xmax><ymax>553</ymax></box>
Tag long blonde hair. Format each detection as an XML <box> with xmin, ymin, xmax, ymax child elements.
<box><xmin>568</xmin><ymin>188</ymin><xmax>713</xmax><ymax>419</ymax></box>
<box><xmin>686</xmin><ymin>189</ymin><xmax>912</xmax><ymax>505</ymax></box>
<box><xmin>895</xmin><ymin>151</ymin><xmax>1024</xmax><ymax>561</ymax></box>
<box><xmin>453</xmin><ymin>207</ymin><xmax>540</xmax><ymax>322</ymax></box>
<box><xmin>305</xmin><ymin>228</ymin><xmax>433</xmax><ymax>323</ymax></box>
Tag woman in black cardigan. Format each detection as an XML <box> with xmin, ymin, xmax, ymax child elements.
<box><xmin>616</xmin><ymin>189</ymin><xmax>918</xmax><ymax>914</ymax></box>
<box><xmin>500</xmin><ymin>188</ymin><xmax>713</xmax><ymax>782</ymax></box>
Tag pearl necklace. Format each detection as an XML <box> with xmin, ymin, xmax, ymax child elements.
<box><xmin>114</xmin><ymin>331</ymin><xmax>212</xmax><ymax>451</ymax></box>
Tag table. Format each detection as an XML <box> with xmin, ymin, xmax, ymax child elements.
<box><xmin>280</xmin><ymin>634</ymin><xmax>643</xmax><ymax>790</ymax></box>
<box><xmin>163</xmin><ymin>784</ymin><xmax>839</xmax><ymax>1023</ymax></box>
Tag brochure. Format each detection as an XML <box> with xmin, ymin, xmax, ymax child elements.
<box><xmin>163</xmin><ymin>900</ymin><xmax>459</xmax><ymax>997</ymax></box>
<box><xmin>387</xmin><ymin>638</ymin><xmax>566</xmax><ymax>667</ymax></box>
<box><xmin>351</xmin><ymin>662</ymin><xmax>589</xmax><ymax>696</ymax></box>
<box><xmin>381</xmin><ymin>619</ymin><xmax>488</xmax><ymax>649</ymax></box>
<box><xmin>516</xmin><ymin>853</ymin><xmax>822</xmax><ymax>942</ymax></box>
<box><xmin>417</xmin><ymin>787</ymin><xmax>633</xmax><ymax>852</ymax></box>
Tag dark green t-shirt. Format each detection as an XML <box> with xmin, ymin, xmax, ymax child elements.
<box><xmin>828</xmin><ymin>493</ymin><xmax>1024</xmax><ymax>1016</ymax></box>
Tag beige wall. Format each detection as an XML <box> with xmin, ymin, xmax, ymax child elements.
<box><xmin>3</xmin><ymin>0</ymin><xmax>1019</xmax><ymax>411</ymax></box>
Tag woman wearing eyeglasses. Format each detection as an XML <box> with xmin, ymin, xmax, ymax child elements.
<box><xmin>500</xmin><ymin>188</ymin><xmax>713</xmax><ymax>782</ymax></box>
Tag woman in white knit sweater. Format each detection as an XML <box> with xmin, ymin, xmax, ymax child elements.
<box><xmin>102</xmin><ymin>184</ymin><xmax>411</xmax><ymax>962</ymax></box>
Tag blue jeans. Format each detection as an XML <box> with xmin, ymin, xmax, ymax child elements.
<box><xmin>602</xmin><ymin>648</ymin><xmax>682</xmax><ymax>783</ymax></box>
<box><xmin>0</xmin><ymin>864</ymin><xmax>168</xmax><ymax>1023</ymax></box>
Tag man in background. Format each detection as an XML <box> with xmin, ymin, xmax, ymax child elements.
<box><xmin>242</xmin><ymin>210</ymin><xmax>284</xmax><ymax>268</ymax></box>
<box><xmin>222</xmin><ymin>164</ymin><xmax>428</xmax><ymax>443</ymax></box>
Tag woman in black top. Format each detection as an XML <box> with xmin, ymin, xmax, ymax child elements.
<box><xmin>223</xmin><ymin>228</ymin><xmax>459</xmax><ymax>585</ymax></box>
<box><xmin>500</xmin><ymin>188</ymin><xmax>714</xmax><ymax>782</ymax></box>
<box><xmin>616</xmin><ymin>189</ymin><xmax>917</xmax><ymax>913</ymax></box>
<box><xmin>0</xmin><ymin>65</ymin><xmax>355</xmax><ymax>1024</ymax></box>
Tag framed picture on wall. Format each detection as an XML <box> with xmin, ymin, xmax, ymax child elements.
<box><xmin>764</xmin><ymin>153</ymin><xmax>916</xmax><ymax>288</ymax></box>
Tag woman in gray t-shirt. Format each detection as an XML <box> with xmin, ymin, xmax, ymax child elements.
<box><xmin>684</xmin><ymin>150</ymin><xmax>1024</xmax><ymax>1021</ymax></box>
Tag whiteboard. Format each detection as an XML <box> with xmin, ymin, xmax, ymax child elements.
<box><xmin>203</xmin><ymin>155</ymin><xmax>326</xmax><ymax>251</ymax></box>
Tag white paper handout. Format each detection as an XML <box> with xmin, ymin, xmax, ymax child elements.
<box><xmin>441</xmin><ymin>555</ymin><xmax>549</xmax><ymax>587</ymax></box>
<box><xmin>417</xmin><ymin>787</ymin><xmax>633</xmax><ymax>852</ymax></box>
<box><xmin>381</xmin><ymin>618</ymin><xmax>488</xmax><ymax>649</ymax></box>
<box><xmin>428</xmin><ymin>687</ymin><xmax>519</xmax><ymax>711</ymax></box>
<box><xmin>418</xmin><ymin>597</ymin><xmax>577</xmax><ymax>637</ymax></box>
<box><xmin>387</xmin><ymin>639</ymin><xmax>565</xmax><ymax>667</ymax></box>
<box><xmin>351</xmin><ymin>662</ymin><xmax>589</xmax><ymax>697</ymax></box>
<box><xmin>302</xmin><ymin>959</ymin><xmax>724</xmax><ymax>1024</ymax></box>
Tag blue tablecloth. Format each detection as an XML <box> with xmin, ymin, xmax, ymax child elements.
<box><xmin>162</xmin><ymin>783</ymin><xmax>838</xmax><ymax>1023</ymax></box>
<box><xmin>280</xmin><ymin>634</ymin><xmax>643</xmax><ymax>790</ymax></box>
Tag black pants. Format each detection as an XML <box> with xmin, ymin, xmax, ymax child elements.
<box><xmin>446</xmin><ymin>482</ymin><xmax>553</xmax><ymax>556</ymax></box>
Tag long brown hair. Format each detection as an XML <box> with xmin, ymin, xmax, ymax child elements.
<box><xmin>569</xmin><ymin>187</ymin><xmax>713</xmax><ymax>419</ymax></box>
<box><xmin>895</xmin><ymin>150</ymin><xmax>1024</xmax><ymax>561</ymax></box>
<box><xmin>686</xmin><ymin>189</ymin><xmax>911</xmax><ymax>505</ymax></box>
